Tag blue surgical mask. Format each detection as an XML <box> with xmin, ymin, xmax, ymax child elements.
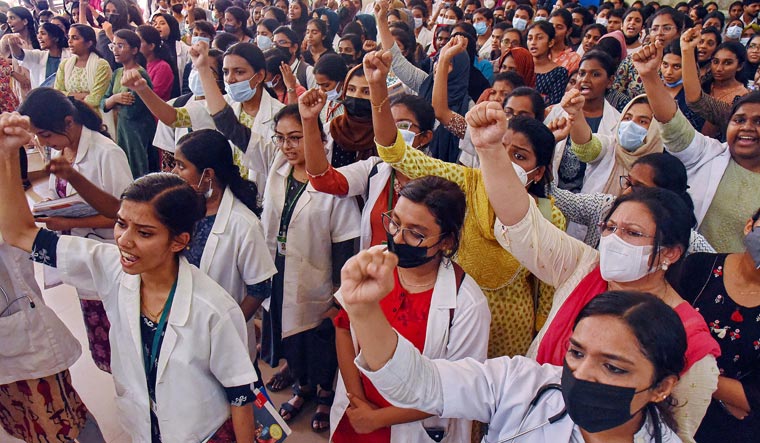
<box><xmin>474</xmin><ymin>21</ymin><xmax>488</xmax><ymax>36</ymax></box>
<box><xmin>399</xmin><ymin>128</ymin><xmax>418</xmax><ymax>147</ymax></box>
<box><xmin>188</xmin><ymin>69</ymin><xmax>204</xmax><ymax>97</ymax></box>
<box><xmin>256</xmin><ymin>34</ymin><xmax>273</xmax><ymax>51</ymax></box>
<box><xmin>326</xmin><ymin>84</ymin><xmax>341</xmax><ymax>101</ymax></box>
<box><xmin>595</xmin><ymin>17</ymin><xmax>608</xmax><ymax>27</ymax></box>
<box><xmin>741</xmin><ymin>37</ymin><xmax>751</xmax><ymax>46</ymax></box>
<box><xmin>727</xmin><ymin>25</ymin><xmax>743</xmax><ymax>40</ymax></box>
<box><xmin>191</xmin><ymin>35</ymin><xmax>211</xmax><ymax>45</ymax></box>
<box><xmin>265</xmin><ymin>77</ymin><xmax>278</xmax><ymax>88</ymax></box>
<box><xmin>513</xmin><ymin>17</ymin><xmax>528</xmax><ymax>31</ymax></box>
<box><xmin>617</xmin><ymin>120</ymin><xmax>648</xmax><ymax>152</ymax></box>
<box><xmin>663</xmin><ymin>77</ymin><xmax>683</xmax><ymax>88</ymax></box>
<box><xmin>534</xmin><ymin>16</ymin><xmax>547</xmax><ymax>22</ymax></box>
<box><xmin>225</xmin><ymin>76</ymin><xmax>257</xmax><ymax>102</ymax></box>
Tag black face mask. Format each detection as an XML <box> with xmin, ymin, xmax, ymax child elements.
<box><xmin>561</xmin><ymin>361</ymin><xmax>652</xmax><ymax>433</ymax></box>
<box><xmin>107</xmin><ymin>12</ymin><xmax>121</xmax><ymax>24</ymax></box>
<box><xmin>171</xmin><ymin>3</ymin><xmax>183</xmax><ymax>13</ymax></box>
<box><xmin>224</xmin><ymin>24</ymin><xmax>238</xmax><ymax>34</ymax></box>
<box><xmin>341</xmin><ymin>96</ymin><xmax>372</xmax><ymax>119</ymax></box>
<box><xmin>340</xmin><ymin>53</ymin><xmax>357</xmax><ymax>66</ymax></box>
<box><xmin>388</xmin><ymin>240</ymin><xmax>438</xmax><ymax>268</ymax></box>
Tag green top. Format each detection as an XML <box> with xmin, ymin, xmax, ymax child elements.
<box><xmin>700</xmin><ymin>158</ymin><xmax>760</xmax><ymax>253</ymax></box>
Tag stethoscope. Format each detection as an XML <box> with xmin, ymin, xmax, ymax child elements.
<box><xmin>497</xmin><ymin>383</ymin><xmax>568</xmax><ymax>443</ymax></box>
<box><xmin>0</xmin><ymin>283</ymin><xmax>35</xmax><ymax>317</ymax></box>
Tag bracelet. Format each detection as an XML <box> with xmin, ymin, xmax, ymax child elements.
<box><xmin>306</xmin><ymin>166</ymin><xmax>331</xmax><ymax>178</ymax></box>
<box><xmin>371</xmin><ymin>95</ymin><xmax>389</xmax><ymax>112</ymax></box>
<box><xmin>286</xmin><ymin>87</ymin><xmax>295</xmax><ymax>93</ymax></box>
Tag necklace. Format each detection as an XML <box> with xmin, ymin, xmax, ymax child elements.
<box><xmin>141</xmin><ymin>300</ymin><xmax>164</xmax><ymax>322</ymax></box>
<box><xmin>398</xmin><ymin>269</ymin><xmax>436</xmax><ymax>289</ymax></box>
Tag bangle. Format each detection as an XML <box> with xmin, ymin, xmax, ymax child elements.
<box><xmin>306</xmin><ymin>166</ymin><xmax>331</xmax><ymax>178</ymax></box>
<box><xmin>371</xmin><ymin>95</ymin><xmax>389</xmax><ymax>112</ymax></box>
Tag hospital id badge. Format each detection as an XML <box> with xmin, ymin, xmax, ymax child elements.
<box><xmin>277</xmin><ymin>235</ymin><xmax>287</xmax><ymax>255</ymax></box>
<box><xmin>150</xmin><ymin>398</ymin><xmax>158</xmax><ymax>415</ymax></box>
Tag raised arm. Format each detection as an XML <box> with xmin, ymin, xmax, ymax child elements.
<box><xmin>191</xmin><ymin>40</ymin><xmax>228</xmax><ymax>117</ymax></box>
<box><xmin>0</xmin><ymin>114</ymin><xmax>40</xmax><ymax>252</ymax></box>
<box><xmin>4</xmin><ymin>34</ymin><xmax>25</xmax><ymax>59</ymax></box>
<box><xmin>562</xmin><ymin>89</ymin><xmax>593</xmax><ymax>144</ymax></box>
<box><xmin>298</xmin><ymin>87</ymin><xmax>331</xmax><ymax>176</ymax></box>
<box><xmin>121</xmin><ymin>68</ymin><xmax>181</xmax><ymax>126</ymax></box>
<box><xmin>432</xmin><ymin>36</ymin><xmax>467</xmax><ymax>128</ymax></box>
<box><xmin>365</xmin><ymin>49</ymin><xmax>397</xmax><ymax>147</ymax></box>
<box><xmin>680</xmin><ymin>27</ymin><xmax>702</xmax><ymax>106</ymax></box>
<box><xmin>466</xmin><ymin>102</ymin><xmax>529</xmax><ymax>226</ymax></box>
<box><xmin>634</xmin><ymin>42</ymin><xmax>678</xmax><ymax>124</ymax></box>
<box><xmin>46</xmin><ymin>158</ymin><xmax>121</xmax><ymax>218</ymax></box>
<box><xmin>373</xmin><ymin>0</ymin><xmax>427</xmax><ymax>92</ymax></box>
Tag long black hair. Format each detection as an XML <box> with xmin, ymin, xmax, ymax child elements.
<box><xmin>176</xmin><ymin>130</ymin><xmax>261</xmax><ymax>216</ymax></box>
<box><xmin>71</xmin><ymin>24</ymin><xmax>103</xmax><ymax>58</ymax></box>
<box><xmin>632</xmin><ymin>153</ymin><xmax>697</xmax><ymax>228</ymax></box>
<box><xmin>19</xmin><ymin>87</ymin><xmax>110</xmax><ymax>138</ymax></box>
<box><xmin>137</xmin><ymin>24</ymin><xmax>180</xmax><ymax>98</ymax></box>
<box><xmin>9</xmin><ymin>6</ymin><xmax>39</xmax><ymax>49</ymax></box>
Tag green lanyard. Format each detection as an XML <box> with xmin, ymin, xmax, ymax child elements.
<box><xmin>388</xmin><ymin>170</ymin><xmax>396</xmax><ymax>211</ymax></box>
<box><xmin>143</xmin><ymin>279</ymin><xmax>178</xmax><ymax>378</ymax></box>
<box><xmin>278</xmin><ymin>169</ymin><xmax>309</xmax><ymax>239</ymax></box>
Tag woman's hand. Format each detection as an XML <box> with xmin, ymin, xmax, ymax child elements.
<box><xmin>632</xmin><ymin>40</ymin><xmax>664</xmax><ymax>79</ymax></box>
<box><xmin>46</xmin><ymin>157</ymin><xmax>76</xmax><ymax>180</ymax></box>
<box><xmin>279</xmin><ymin>61</ymin><xmax>298</xmax><ymax>90</ymax></box>
<box><xmin>363</xmin><ymin>50</ymin><xmax>392</xmax><ymax>86</ymax></box>
<box><xmin>548</xmin><ymin>116</ymin><xmax>572</xmax><ymax>142</ymax></box>
<box><xmin>560</xmin><ymin>88</ymin><xmax>584</xmax><ymax>120</ymax></box>
<box><xmin>0</xmin><ymin>113</ymin><xmax>33</xmax><ymax>155</ymax></box>
<box><xmin>680</xmin><ymin>26</ymin><xmax>701</xmax><ymax>53</ymax></box>
<box><xmin>121</xmin><ymin>68</ymin><xmax>149</xmax><ymax>92</ymax></box>
<box><xmin>439</xmin><ymin>35</ymin><xmax>467</xmax><ymax>62</ymax></box>
<box><xmin>340</xmin><ymin>245</ymin><xmax>398</xmax><ymax>315</ymax></box>
<box><xmin>465</xmin><ymin>101</ymin><xmax>508</xmax><ymax>150</ymax></box>
<box><xmin>373</xmin><ymin>0</ymin><xmax>389</xmax><ymax>21</ymax></box>
<box><xmin>70</xmin><ymin>92</ymin><xmax>88</xmax><ymax>101</ymax></box>
<box><xmin>298</xmin><ymin>87</ymin><xmax>327</xmax><ymax>121</ymax></box>
<box><xmin>363</xmin><ymin>40</ymin><xmax>378</xmax><ymax>52</ymax></box>
<box><xmin>346</xmin><ymin>394</ymin><xmax>382</xmax><ymax>434</ymax></box>
<box><xmin>189</xmin><ymin>40</ymin><xmax>210</xmax><ymax>69</ymax></box>
<box><xmin>102</xmin><ymin>21</ymin><xmax>115</xmax><ymax>42</ymax></box>
<box><xmin>35</xmin><ymin>216</ymin><xmax>74</xmax><ymax>232</ymax></box>
<box><xmin>110</xmin><ymin>91</ymin><xmax>135</xmax><ymax>106</ymax></box>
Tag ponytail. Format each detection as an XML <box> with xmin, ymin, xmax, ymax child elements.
<box><xmin>227</xmin><ymin>171</ymin><xmax>261</xmax><ymax>216</ymax></box>
<box><xmin>19</xmin><ymin>88</ymin><xmax>111</xmax><ymax>139</ymax></box>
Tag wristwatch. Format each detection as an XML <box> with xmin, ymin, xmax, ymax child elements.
<box><xmin>286</xmin><ymin>87</ymin><xmax>295</xmax><ymax>93</ymax></box>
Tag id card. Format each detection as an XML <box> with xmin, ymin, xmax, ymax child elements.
<box><xmin>277</xmin><ymin>235</ymin><xmax>287</xmax><ymax>255</ymax></box>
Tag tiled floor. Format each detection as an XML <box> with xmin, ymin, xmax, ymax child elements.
<box><xmin>1</xmin><ymin>170</ymin><xmax>329</xmax><ymax>443</ymax></box>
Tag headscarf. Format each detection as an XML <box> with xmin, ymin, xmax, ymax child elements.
<box><xmin>355</xmin><ymin>14</ymin><xmax>377</xmax><ymax>41</ymax></box>
<box><xmin>329</xmin><ymin>64</ymin><xmax>375</xmax><ymax>158</ymax></box>
<box><xmin>601</xmin><ymin>94</ymin><xmax>663</xmax><ymax>196</ymax></box>
<box><xmin>337</xmin><ymin>2</ymin><xmax>358</xmax><ymax>35</ymax></box>
<box><xmin>314</xmin><ymin>8</ymin><xmax>339</xmax><ymax>42</ymax></box>
<box><xmin>599</xmin><ymin>30</ymin><xmax>627</xmax><ymax>60</ymax></box>
<box><xmin>419</xmin><ymin>51</ymin><xmax>470</xmax><ymax>163</ymax></box>
<box><xmin>497</xmin><ymin>47</ymin><xmax>536</xmax><ymax>88</ymax></box>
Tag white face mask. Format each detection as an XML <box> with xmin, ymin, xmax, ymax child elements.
<box><xmin>414</xmin><ymin>17</ymin><xmax>423</xmax><ymax>29</ymax></box>
<box><xmin>483</xmin><ymin>0</ymin><xmax>495</xmax><ymax>8</ymax></box>
<box><xmin>598</xmin><ymin>233</ymin><xmax>655</xmax><ymax>282</ymax></box>
<box><xmin>595</xmin><ymin>17</ymin><xmax>608</xmax><ymax>27</ymax></box>
<box><xmin>325</xmin><ymin>83</ymin><xmax>341</xmax><ymax>101</ymax></box>
<box><xmin>512</xmin><ymin>162</ymin><xmax>538</xmax><ymax>187</ymax></box>
<box><xmin>256</xmin><ymin>34</ymin><xmax>274</xmax><ymax>51</ymax></box>
<box><xmin>399</xmin><ymin>128</ymin><xmax>419</xmax><ymax>147</ymax></box>
<box><xmin>513</xmin><ymin>17</ymin><xmax>528</xmax><ymax>30</ymax></box>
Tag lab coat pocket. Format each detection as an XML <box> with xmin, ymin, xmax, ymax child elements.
<box><xmin>293</xmin><ymin>257</ymin><xmax>333</xmax><ymax>305</ymax></box>
<box><xmin>0</xmin><ymin>308</ymin><xmax>40</xmax><ymax>370</ymax></box>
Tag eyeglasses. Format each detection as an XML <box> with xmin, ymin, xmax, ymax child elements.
<box><xmin>274</xmin><ymin>39</ymin><xmax>292</xmax><ymax>46</ymax></box>
<box><xmin>108</xmin><ymin>42</ymin><xmax>128</xmax><ymax>51</ymax></box>
<box><xmin>597</xmin><ymin>221</ymin><xmax>655</xmax><ymax>239</ymax></box>
<box><xmin>381</xmin><ymin>211</ymin><xmax>444</xmax><ymax>247</ymax></box>
<box><xmin>749</xmin><ymin>43</ymin><xmax>760</xmax><ymax>50</ymax></box>
<box><xmin>619</xmin><ymin>175</ymin><xmax>643</xmax><ymax>191</ymax></box>
<box><xmin>649</xmin><ymin>25</ymin><xmax>675</xmax><ymax>33</ymax></box>
<box><xmin>271</xmin><ymin>134</ymin><xmax>303</xmax><ymax>147</ymax></box>
<box><xmin>504</xmin><ymin>108</ymin><xmax>533</xmax><ymax>119</ymax></box>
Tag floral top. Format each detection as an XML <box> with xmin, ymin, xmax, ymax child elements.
<box><xmin>673</xmin><ymin>253</ymin><xmax>760</xmax><ymax>442</ymax></box>
<box><xmin>611</xmin><ymin>55</ymin><xmax>644</xmax><ymax>100</ymax></box>
<box><xmin>535</xmin><ymin>66</ymin><xmax>568</xmax><ymax>105</ymax></box>
<box><xmin>552</xmin><ymin>47</ymin><xmax>580</xmax><ymax>74</ymax></box>
<box><xmin>0</xmin><ymin>57</ymin><xmax>19</xmax><ymax>113</ymax></box>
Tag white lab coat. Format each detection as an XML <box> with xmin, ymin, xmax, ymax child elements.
<box><xmin>259</xmin><ymin>153</ymin><xmax>360</xmax><ymax>338</ymax></box>
<box><xmin>665</xmin><ymin>128</ymin><xmax>731</xmax><ymax>228</ymax></box>
<box><xmin>0</xmin><ymin>242</ymin><xmax>81</xmax><ymax>385</ymax></box>
<box><xmin>330</xmin><ymin>262</ymin><xmax>491</xmax><ymax>443</ymax></box>
<box><xmin>176</xmin><ymin>41</ymin><xmax>190</xmax><ymax>91</ymax></box>
<box><xmin>17</xmin><ymin>47</ymin><xmax>72</xmax><ymax>88</ymax></box>
<box><xmin>47</xmin><ymin>126</ymin><xmax>133</xmax><ymax>241</ymax></box>
<box><xmin>55</xmin><ymin>235</ymin><xmax>258</xmax><ymax>443</ymax></box>
<box><xmin>152</xmin><ymin>96</ymin><xmax>216</xmax><ymax>153</ymax></box>
<box><xmin>357</xmin><ymin>334</ymin><xmax>682</xmax><ymax>443</ymax></box>
<box><xmin>198</xmin><ymin>186</ymin><xmax>276</xmax><ymax>304</ymax></box>
<box><xmin>545</xmin><ymin>100</ymin><xmax>621</xmax><ymax>185</ymax></box>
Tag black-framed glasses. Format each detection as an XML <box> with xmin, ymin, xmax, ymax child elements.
<box><xmin>271</xmin><ymin>134</ymin><xmax>303</xmax><ymax>147</ymax></box>
<box><xmin>597</xmin><ymin>221</ymin><xmax>655</xmax><ymax>239</ymax></box>
<box><xmin>619</xmin><ymin>175</ymin><xmax>642</xmax><ymax>192</ymax></box>
<box><xmin>381</xmin><ymin>211</ymin><xmax>444</xmax><ymax>247</ymax></box>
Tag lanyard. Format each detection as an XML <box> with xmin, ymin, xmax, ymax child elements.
<box><xmin>387</xmin><ymin>170</ymin><xmax>396</xmax><ymax>211</ymax></box>
<box><xmin>143</xmin><ymin>279</ymin><xmax>178</xmax><ymax>377</ymax></box>
<box><xmin>278</xmin><ymin>169</ymin><xmax>308</xmax><ymax>238</ymax></box>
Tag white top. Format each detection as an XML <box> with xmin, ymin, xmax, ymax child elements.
<box><xmin>56</xmin><ymin>235</ymin><xmax>257</xmax><ymax>443</ymax></box>
<box><xmin>0</xmin><ymin>242</ymin><xmax>81</xmax><ymax>384</ymax></box>
<box><xmin>48</xmin><ymin>126</ymin><xmax>133</xmax><ymax>240</ymax></box>
<box><xmin>17</xmin><ymin>47</ymin><xmax>72</xmax><ymax>89</ymax></box>
<box><xmin>356</xmin><ymin>333</ymin><xmax>682</xmax><ymax>443</ymax></box>
<box><xmin>331</xmin><ymin>261</ymin><xmax>491</xmax><ymax>442</ymax></box>
<box><xmin>198</xmin><ymin>186</ymin><xmax>276</xmax><ymax>304</ymax></box>
<box><xmin>254</xmin><ymin>146</ymin><xmax>360</xmax><ymax>337</ymax></box>
<box><xmin>152</xmin><ymin>96</ymin><xmax>216</xmax><ymax>153</ymax></box>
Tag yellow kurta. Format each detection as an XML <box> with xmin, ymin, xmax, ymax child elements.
<box><xmin>376</xmin><ymin>132</ymin><xmax>566</xmax><ymax>358</ymax></box>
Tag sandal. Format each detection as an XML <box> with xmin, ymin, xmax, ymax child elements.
<box><xmin>266</xmin><ymin>368</ymin><xmax>294</xmax><ymax>392</ymax></box>
<box><xmin>311</xmin><ymin>389</ymin><xmax>335</xmax><ymax>433</ymax></box>
<box><xmin>279</xmin><ymin>386</ymin><xmax>312</xmax><ymax>422</ymax></box>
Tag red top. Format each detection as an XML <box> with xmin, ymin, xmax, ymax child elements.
<box><xmin>147</xmin><ymin>59</ymin><xmax>174</xmax><ymax>102</ymax></box>
<box><xmin>309</xmin><ymin>166</ymin><xmax>398</xmax><ymax>247</ymax></box>
<box><xmin>333</xmin><ymin>269</ymin><xmax>434</xmax><ymax>442</ymax></box>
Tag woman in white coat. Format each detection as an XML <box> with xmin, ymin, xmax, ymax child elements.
<box><xmin>635</xmin><ymin>39</ymin><xmax>760</xmax><ymax>254</ymax></box>
<box><xmin>330</xmin><ymin>176</ymin><xmax>491</xmax><ymax>443</ymax></box>
<box><xmin>6</xmin><ymin>22</ymin><xmax>71</xmax><ymax>89</ymax></box>
<box><xmin>0</xmin><ymin>112</ymin><xmax>259</xmax><ymax>443</ymax></box>
<box><xmin>337</xmin><ymin>248</ymin><xmax>687</xmax><ymax>443</ymax></box>
<box><xmin>19</xmin><ymin>88</ymin><xmax>133</xmax><ymax>374</ymax></box>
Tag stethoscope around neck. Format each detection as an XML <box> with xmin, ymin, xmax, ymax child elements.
<box><xmin>496</xmin><ymin>383</ymin><xmax>568</xmax><ymax>443</ymax></box>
